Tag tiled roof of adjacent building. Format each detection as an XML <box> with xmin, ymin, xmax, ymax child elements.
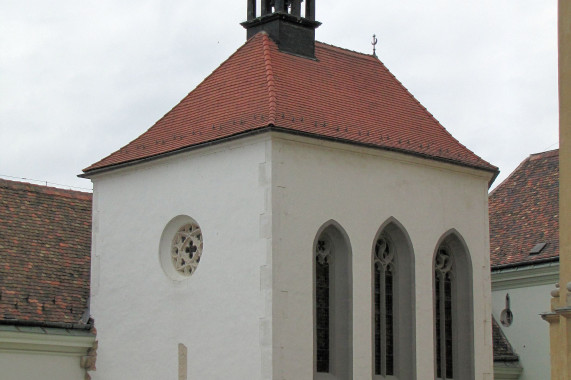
<box><xmin>489</xmin><ymin>149</ymin><xmax>559</xmax><ymax>268</ymax></box>
<box><xmin>0</xmin><ymin>179</ymin><xmax>92</xmax><ymax>328</ymax></box>
<box><xmin>84</xmin><ymin>32</ymin><xmax>497</xmax><ymax>175</ymax></box>
<box><xmin>492</xmin><ymin>316</ymin><xmax>520</xmax><ymax>362</ymax></box>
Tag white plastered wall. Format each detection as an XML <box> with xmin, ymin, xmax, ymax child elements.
<box><xmin>0</xmin><ymin>352</ymin><xmax>85</xmax><ymax>380</ymax></box>
<box><xmin>270</xmin><ymin>134</ymin><xmax>494</xmax><ymax>380</ymax></box>
<box><xmin>492</xmin><ymin>282</ymin><xmax>553</xmax><ymax>380</ymax></box>
<box><xmin>89</xmin><ymin>131</ymin><xmax>494</xmax><ymax>380</ymax></box>
<box><xmin>89</xmin><ymin>135</ymin><xmax>273</xmax><ymax>380</ymax></box>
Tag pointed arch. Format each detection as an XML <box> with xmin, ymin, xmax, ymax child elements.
<box><xmin>313</xmin><ymin>220</ymin><xmax>353</xmax><ymax>379</ymax></box>
<box><xmin>432</xmin><ymin>229</ymin><xmax>474</xmax><ymax>380</ymax></box>
<box><xmin>372</xmin><ymin>217</ymin><xmax>416</xmax><ymax>380</ymax></box>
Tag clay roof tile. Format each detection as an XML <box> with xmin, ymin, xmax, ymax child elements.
<box><xmin>0</xmin><ymin>179</ymin><xmax>92</xmax><ymax>326</ymax></box>
<box><xmin>84</xmin><ymin>33</ymin><xmax>497</xmax><ymax>175</ymax></box>
<box><xmin>489</xmin><ymin>149</ymin><xmax>559</xmax><ymax>268</ymax></box>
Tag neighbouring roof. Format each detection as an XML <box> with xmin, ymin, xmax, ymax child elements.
<box><xmin>492</xmin><ymin>316</ymin><xmax>520</xmax><ymax>363</ymax></box>
<box><xmin>84</xmin><ymin>32</ymin><xmax>497</xmax><ymax>176</ymax></box>
<box><xmin>0</xmin><ymin>179</ymin><xmax>92</xmax><ymax>329</ymax></box>
<box><xmin>489</xmin><ymin>149</ymin><xmax>559</xmax><ymax>268</ymax></box>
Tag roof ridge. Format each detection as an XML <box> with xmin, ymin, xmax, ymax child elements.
<box><xmin>261</xmin><ymin>33</ymin><xmax>277</xmax><ymax>125</ymax></box>
<box><xmin>84</xmin><ymin>34</ymin><xmax>497</xmax><ymax>175</ymax></box>
<box><xmin>489</xmin><ymin>148</ymin><xmax>558</xmax><ymax>197</ymax></box>
<box><xmin>83</xmin><ymin>35</ymin><xmax>264</xmax><ymax>173</ymax></box>
<box><xmin>0</xmin><ymin>178</ymin><xmax>92</xmax><ymax>200</ymax></box>
<box><xmin>315</xmin><ymin>41</ymin><xmax>377</xmax><ymax>61</ymax></box>
<box><xmin>488</xmin><ymin>154</ymin><xmax>531</xmax><ymax>197</ymax></box>
<box><xmin>375</xmin><ymin>59</ymin><xmax>489</xmax><ymax>169</ymax></box>
<box><xmin>530</xmin><ymin>148</ymin><xmax>559</xmax><ymax>160</ymax></box>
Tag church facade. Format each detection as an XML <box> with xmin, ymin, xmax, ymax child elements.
<box><xmin>83</xmin><ymin>2</ymin><xmax>498</xmax><ymax>379</ymax></box>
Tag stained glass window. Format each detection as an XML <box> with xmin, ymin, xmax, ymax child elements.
<box><xmin>435</xmin><ymin>247</ymin><xmax>453</xmax><ymax>379</ymax></box>
<box><xmin>374</xmin><ymin>236</ymin><xmax>395</xmax><ymax>376</ymax></box>
<box><xmin>316</xmin><ymin>238</ymin><xmax>331</xmax><ymax>373</ymax></box>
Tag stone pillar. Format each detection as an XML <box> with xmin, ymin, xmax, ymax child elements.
<box><xmin>291</xmin><ymin>0</ymin><xmax>302</xmax><ymax>16</ymax></box>
<box><xmin>544</xmin><ymin>1</ymin><xmax>571</xmax><ymax>379</ymax></box>
<box><xmin>247</xmin><ymin>0</ymin><xmax>256</xmax><ymax>20</ymax></box>
<box><xmin>261</xmin><ymin>0</ymin><xmax>272</xmax><ymax>16</ymax></box>
<box><xmin>178</xmin><ymin>343</ymin><xmax>188</xmax><ymax>380</ymax></box>
<box><xmin>275</xmin><ymin>0</ymin><xmax>286</xmax><ymax>12</ymax></box>
<box><xmin>306</xmin><ymin>0</ymin><xmax>315</xmax><ymax>21</ymax></box>
<box><xmin>558</xmin><ymin>0</ymin><xmax>571</xmax><ymax>309</ymax></box>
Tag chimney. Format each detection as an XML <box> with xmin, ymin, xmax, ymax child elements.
<box><xmin>241</xmin><ymin>0</ymin><xmax>321</xmax><ymax>58</ymax></box>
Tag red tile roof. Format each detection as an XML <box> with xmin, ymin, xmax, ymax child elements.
<box><xmin>489</xmin><ymin>150</ymin><xmax>559</xmax><ymax>268</ymax></box>
<box><xmin>84</xmin><ymin>32</ymin><xmax>497</xmax><ymax>175</ymax></box>
<box><xmin>492</xmin><ymin>316</ymin><xmax>520</xmax><ymax>362</ymax></box>
<box><xmin>0</xmin><ymin>179</ymin><xmax>92</xmax><ymax>327</ymax></box>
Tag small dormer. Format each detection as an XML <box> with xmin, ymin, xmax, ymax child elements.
<box><xmin>241</xmin><ymin>0</ymin><xmax>321</xmax><ymax>58</ymax></box>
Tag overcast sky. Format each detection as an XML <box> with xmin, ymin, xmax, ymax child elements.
<box><xmin>0</xmin><ymin>0</ymin><xmax>558</xmax><ymax>191</ymax></box>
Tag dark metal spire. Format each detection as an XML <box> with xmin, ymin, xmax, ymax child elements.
<box><xmin>372</xmin><ymin>34</ymin><xmax>378</xmax><ymax>57</ymax></box>
<box><xmin>242</xmin><ymin>0</ymin><xmax>321</xmax><ymax>58</ymax></box>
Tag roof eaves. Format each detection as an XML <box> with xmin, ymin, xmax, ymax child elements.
<box><xmin>491</xmin><ymin>256</ymin><xmax>560</xmax><ymax>271</ymax></box>
<box><xmin>80</xmin><ymin>125</ymin><xmax>274</xmax><ymax>178</ymax></box>
<box><xmin>81</xmin><ymin>124</ymin><xmax>500</xmax><ymax>178</ymax></box>
<box><xmin>83</xmin><ymin>35</ymin><xmax>267</xmax><ymax>174</ymax></box>
<box><xmin>0</xmin><ymin>318</ymin><xmax>94</xmax><ymax>332</ymax></box>
<box><xmin>367</xmin><ymin>52</ymin><xmax>499</xmax><ymax>185</ymax></box>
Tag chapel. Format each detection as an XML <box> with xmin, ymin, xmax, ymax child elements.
<box><xmin>82</xmin><ymin>1</ymin><xmax>498</xmax><ymax>379</ymax></box>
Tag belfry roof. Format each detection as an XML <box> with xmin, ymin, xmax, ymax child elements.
<box><xmin>84</xmin><ymin>32</ymin><xmax>497</xmax><ymax>175</ymax></box>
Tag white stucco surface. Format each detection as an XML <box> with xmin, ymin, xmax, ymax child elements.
<box><xmin>492</xmin><ymin>282</ymin><xmax>553</xmax><ymax>380</ymax></box>
<box><xmin>89</xmin><ymin>132</ymin><xmax>494</xmax><ymax>379</ymax></box>
<box><xmin>90</xmin><ymin>136</ymin><xmax>272</xmax><ymax>379</ymax></box>
<box><xmin>270</xmin><ymin>134</ymin><xmax>494</xmax><ymax>379</ymax></box>
<box><xmin>0</xmin><ymin>352</ymin><xmax>85</xmax><ymax>380</ymax></box>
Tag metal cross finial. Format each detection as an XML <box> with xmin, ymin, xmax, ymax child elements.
<box><xmin>372</xmin><ymin>34</ymin><xmax>378</xmax><ymax>57</ymax></box>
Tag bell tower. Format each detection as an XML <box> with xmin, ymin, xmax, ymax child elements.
<box><xmin>241</xmin><ymin>0</ymin><xmax>321</xmax><ymax>58</ymax></box>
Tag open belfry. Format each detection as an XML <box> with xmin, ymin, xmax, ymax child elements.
<box><xmin>544</xmin><ymin>0</ymin><xmax>571</xmax><ymax>379</ymax></box>
<box><xmin>82</xmin><ymin>1</ymin><xmax>498</xmax><ymax>379</ymax></box>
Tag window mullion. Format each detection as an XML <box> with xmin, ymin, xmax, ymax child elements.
<box><xmin>439</xmin><ymin>272</ymin><xmax>447</xmax><ymax>379</ymax></box>
<box><xmin>380</xmin><ymin>267</ymin><xmax>387</xmax><ymax>377</ymax></box>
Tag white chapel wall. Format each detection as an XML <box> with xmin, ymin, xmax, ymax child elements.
<box><xmin>269</xmin><ymin>133</ymin><xmax>494</xmax><ymax>380</ymax></box>
<box><xmin>89</xmin><ymin>131</ymin><xmax>494</xmax><ymax>379</ymax></box>
<box><xmin>89</xmin><ymin>135</ymin><xmax>272</xmax><ymax>380</ymax></box>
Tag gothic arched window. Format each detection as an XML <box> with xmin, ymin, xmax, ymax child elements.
<box><xmin>434</xmin><ymin>246</ymin><xmax>454</xmax><ymax>379</ymax></box>
<box><xmin>315</xmin><ymin>236</ymin><xmax>331</xmax><ymax>373</ymax></box>
<box><xmin>314</xmin><ymin>223</ymin><xmax>352</xmax><ymax>379</ymax></box>
<box><xmin>433</xmin><ymin>232</ymin><xmax>474</xmax><ymax>380</ymax></box>
<box><xmin>374</xmin><ymin>235</ymin><xmax>395</xmax><ymax>376</ymax></box>
<box><xmin>372</xmin><ymin>220</ymin><xmax>415</xmax><ymax>380</ymax></box>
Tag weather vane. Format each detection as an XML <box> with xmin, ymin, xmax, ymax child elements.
<box><xmin>372</xmin><ymin>34</ymin><xmax>378</xmax><ymax>57</ymax></box>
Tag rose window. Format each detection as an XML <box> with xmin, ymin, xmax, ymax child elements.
<box><xmin>171</xmin><ymin>223</ymin><xmax>203</xmax><ymax>276</ymax></box>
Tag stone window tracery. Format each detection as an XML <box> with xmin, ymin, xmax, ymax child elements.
<box><xmin>435</xmin><ymin>246</ymin><xmax>454</xmax><ymax>379</ymax></box>
<box><xmin>171</xmin><ymin>223</ymin><xmax>203</xmax><ymax>276</ymax></box>
<box><xmin>314</xmin><ymin>224</ymin><xmax>352</xmax><ymax>379</ymax></box>
<box><xmin>374</xmin><ymin>235</ymin><xmax>395</xmax><ymax>377</ymax></box>
<box><xmin>315</xmin><ymin>237</ymin><xmax>331</xmax><ymax>373</ymax></box>
<box><xmin>160</xmin><ymin>216</ymin><xmax>204</xmax><ymax>281</ymax></box>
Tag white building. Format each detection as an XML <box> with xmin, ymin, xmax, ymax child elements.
<box><xmin>490</xmin><ymin>149</ymin><xmax>559</xmax><ymax>380</ymax></box>
<box><xmin>82</xmin><ymin>2</ymin><xmax>498</xmax><ymax>379</ymax></box>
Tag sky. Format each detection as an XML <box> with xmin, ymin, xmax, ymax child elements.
<box><xmin>0</xmin><ymin>0</ymin><xmax>559</xmax><ymax>191</ymax></box>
